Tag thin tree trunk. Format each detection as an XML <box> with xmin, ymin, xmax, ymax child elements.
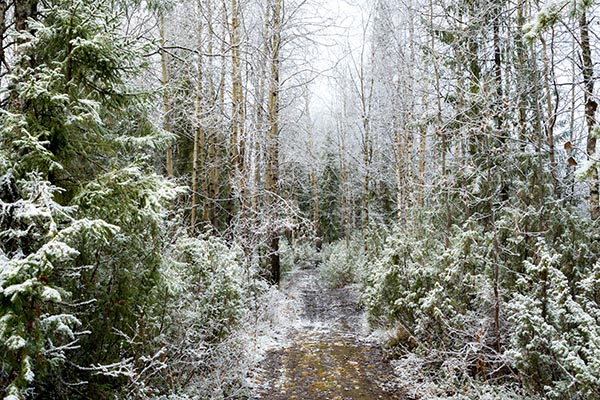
<box><xmin>515</xmin><ymin>4</ymin><xmax>528</xmax><ymax>151</ymax></box>
<box><xmin>220</xmin><ymin>0</ymin><xmax>234</xmax><ymax>231</ymax></box>
<box><xmin>393</xmin><ymin>81</ymin><xmax>405</xmax><ymax>225</ymax></box>
<box><xmin>191</xmin><ymin>3</ymin><xmax>205</xmax><ymax>232</ymax></box>
<box><xmin>418</xmin><ymin>125</ymin><xmax>426</xmax><ymax>208</ymax></box>
<box><xmin>0</xmin><ymin>0</ymin><xmax>7</xmax><ymax>75</ymax></box>
<box><xmin>405</xmin><ymin>6</ymin><xmax>424</xmax><ymax>210</ymax></box>
<box><xmin>567</xmin><ymin>37</ymin><xmax>577</xmax><ymax>201</ymax></box>
<box><xmin>159</xmin><ymin>14</ymin><xmax>174</xmax><ymax>177</ymax></box>
<box><xmin>191</xmin><ymin>127</ymin><xmax>200</xmax><ymax>232</ymax></box>
<box><xmin>306</xmin><ymin>95</ymin><xmax>320</xmax><ymax>246</ymax></box>
<box><xmin>492</xmin><ymin>3</ymin><xmax>503</xmax><ymax>354</ymax></box>
<box><xmin>339</xmin><ymin>116</ymin><xmax>349</xmax><ymax>241</ymax></box>
<box><xmin>15</xmin><ymin>0</ymin><xmax>37</xmax><ymax>34</ymax></box>
<box><xmin>540</xmin><ymin>33</ymin><xmax>559</xmax><ymax>197</ymax></box>
<box><xmin>362</xmin><ymin>116</ymin><xmax>371</xmax><ymax>233</ymax></box>
<box><xmin>530</xmin><ymin>42</ymin><xmax>545</xmax><ymax>221</ymax></box>
<box><xmin>252</xmin><ymin>1</ymin><xmax>271</xmax><ymax>215</ymax></box>
<box><xmin>360</xmin><ymin>61</ymin><xmax>374</xmax><ymax>234</ymax></box>
<box><xmin>580</xmin><ymin>10</ymin><xmax>599</xmax><ymax>220</ymax></box>
<box><xmin>266</xmin><ymin>0</ymin><xmax>282</xmax><ymax>284</ymax></box>
<box><xmin>429</xmin><ymin>0</ymin><xmax>449</xmax><ymax>231</ymax></box>
<box><xmin>206</xmin><ymin>0</ymin><xmax>217</xmax><ymax>225</ymax></box>
<box><xmin>231</xmin><ymin>0</ymin><xmax>245</xmax><ymax>180</ymax></box>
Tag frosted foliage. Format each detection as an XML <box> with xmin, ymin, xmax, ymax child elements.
<box><xmin>576</xmin><ymin>159</ymin><xmax>596</xmax><ymax>181</ymax></box>
<box><xmin>508</xmin><ymin>241</ymin><xmax>600</xmax><ymax>399</ymax></box>
<box><xmin>392</xmin><ymin>354</ymin><xmax>540</xmax><ymax>400</ymax></box>
<box><xmin>75</xmin><ymin>166</ymin><xmax>185</xmax><ymax>228</ymax></box>
<box><xmin>110</xmin><ymin>234</ymin><xmax>254</xmax><ymax>399</ymax></box>
<box><xmin>0</xmin><ymin>173</ymin><xmax>116</xmax><ymax>398</ymax></box>
<box><xmin>361</xmin><ymin>203</ymin><xmax>600</xmax><ymax>397</ymax></box>
<box><xmin>319</xmin><ymin>237</ymin><xmax>366</xmax><ymax>288</ymax></box>
<box><xmin>169</xmin><ymin>235</ymin><xmax>246</xmax><ymax>339</ymax></box>
<box><xmin>0</xmin><ymin>111</ymin><xmax>58</xmax><ymax>172</ymax></box>
<box><xmin>4</xmin><ymin>385</ymin><xmax>21</xmax><ymax>400</ymax></box>
<box><xmin>523</xmin><ymin>0</ymin><xmax>595</xmax><ymax>40</ymax></box>
<box><xmin>23</xmin><ymin>356</ymin><xmax>35</xmax><ymax>383</ymax></box>
<box><xmin>523</xmin><ymin>1</ymin><xmax>564</xmax><ymax>40</ymax></box>
<box><xmin>6</xmin><ymin>335</ymin><xmax>27</xmax><ymax>350</ymax></box>
<box><xmin>41</xmin><ymin>314</ymin><xmax>82</xmax><ymax>340</ymax></box>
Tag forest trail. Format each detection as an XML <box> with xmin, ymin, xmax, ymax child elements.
<box><xmin>251</xmin><ymin>268</ymin><xmax>404</xmax><ymax>400</ymax></box>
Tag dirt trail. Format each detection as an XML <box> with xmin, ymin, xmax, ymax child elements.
<box><xmin>252</xmin><ymin>268</ymin><xmax>403</xmax><ymax>400</ymax></box>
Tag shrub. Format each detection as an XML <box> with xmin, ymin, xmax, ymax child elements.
<box><xmin>319</xmin><ymin>237</ymin><xmax>366</xmax><ymax>288</ymax></box>
<box><xmin>280</xmin><ymin>238</ymin><xmax>320</xmax><ymax>275</ymax></box>
<box><xmin>361</xmin><ymin>203</ymin><xmax>600</xmax><ymax>398</ymax></box>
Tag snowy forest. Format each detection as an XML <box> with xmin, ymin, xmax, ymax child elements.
<box><xmin>2</xmin><ymin>0</ymin><xmax>600</xmax><ymax>398</ymax></box>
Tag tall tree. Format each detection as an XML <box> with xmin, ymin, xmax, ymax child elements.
<box><xmin>265</xmin><ymin>0</ymin><xmax>282</xmax><ymax>283</ymax></box>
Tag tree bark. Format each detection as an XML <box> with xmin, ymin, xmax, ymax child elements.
<box><xmin>206</xmin><ymin>0</ymin><xmax>218</xmax><ymax>225</ymax></box>
<box><xmin>305</xmin><ymin>95</ymin><xmax>320</xmax><ymax>246</ymax></box>
<box><xmin>220</xmin><ymin>0</ymin><xmax>234</xmax><ymax>231</ymax></box>
<box><xmin>339</xmin><ymin>109</ymin><xmax>350</xmax><ymax>241</ymax></box>
<box><xmin>231</xmin><ymin>0</ymin><xmax>245</xmax><ymax>179</ymax></box>
<box><xmin>0</xmin><ymin>0</ymin><xmax>6</xmax><ymax>74</ymax></box>
<box><xmin>515</xmin><ymin>4</ymin><xmax>528</xmax><ymax>151</ymax></box>
<box><xmin>266</xmin><ymin>0</ymin><xmax>282</xmax><ymax>284</ymax></box>
<box><xmin>580</xmin><ymin>10</ymin><xmax>599</xmax><ymax>220</ymax></box>
<box><xmin>540</xmin><ymin>33</ymin><xmax>559</xmax><ymax>197</ymax></box>
<box><xmin>159</xmin><ymin>14</ymin><xmax>174</xmax><ymax>177</ymax></box>
<box><xmin>191</xmin><ymin>3</ymin><xmax>205</xmax><ymax>232</ymax></box>
<box><xmin>358</xmin><ymin>47</ymin><xmax>374</xmax><ymax>234</ymax></box>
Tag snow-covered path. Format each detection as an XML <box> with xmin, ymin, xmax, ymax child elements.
<box><xmin>251</xmin><ymin>268</ymin><xmax>404</xmax><ymax>399</ymax></box>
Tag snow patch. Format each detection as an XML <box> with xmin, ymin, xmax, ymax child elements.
<box><xmin>40</xmin><ymin>286</ymin><xmax>62</xmax><ymax>302</ymax></box>
<box><xmin>6</xmin><ymin>335</ymin><xmax>27</xmax><ymax>350</ymax></box>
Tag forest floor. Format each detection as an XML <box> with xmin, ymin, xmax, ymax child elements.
<box><xmin>250</xmin><ymin>268</ymin><xmax>404</xmax><ymax>399</ymax></box>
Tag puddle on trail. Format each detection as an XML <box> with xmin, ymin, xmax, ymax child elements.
<box><xmin>252</xmin><ymin>269</ymin><xmax>402</xmax><ymax>399</ymax></box>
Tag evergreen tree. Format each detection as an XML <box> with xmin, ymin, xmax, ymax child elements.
<box><xmin>0</xmin><ymin>0</ymin><xmax>176</xmax><ymax>397</ymax></box>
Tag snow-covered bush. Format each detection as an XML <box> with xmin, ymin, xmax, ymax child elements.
<box><xmin>392</xmin><ymin>353</ymin><xmax>540</xmax><ymax>400</ymax></box>
<box><xmin>362</xmin><ymin>199</ymin><xmax>600</xmax><ymax>397</ymax></box>
<box><xmin>362</xmin><ymin>224</ymin><xmax>442</xmax><ymax>335</ymax></box>
<box><xmin>280</xmin><ymin>238</ymin><xmax>320</xmax><ymax>274</ymax></box>
<box><xmin>168</xmin><ymin>235</ymin><xmax>247</xmax><ymax>342</ymax></box>
<box><xmin>319</xmin><ymin>236</ymin><xmax>366</xmax><ymax>288</ymax></box>
<box><xmin>0</xmin><ymin>172</ymin><xmax>118</xmax><ymax>398</ymax></box>
<box><xmin>96</xmin><ymin>232</ymin><xmax>254</xmax><ymax>399</ymax></box>
<box><xmin>508</xmin><ymin>240</ymin><xmax>600</xmax><ymax>399</ymax></box>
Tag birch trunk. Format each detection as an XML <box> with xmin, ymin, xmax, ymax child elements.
<box><xmin>266</xmin><ymin>0</ymin><xmax>282</xmax><ymax>284</ymax></box>
<box><xmin>191</xmin><ymin>3</ymin><xmax>205</xmax><ymax>232</ymax></box>
<box><xmin>159</xmin><ymin>14</ymin><xmax>174</xmax><ymax>177</ymax></box>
